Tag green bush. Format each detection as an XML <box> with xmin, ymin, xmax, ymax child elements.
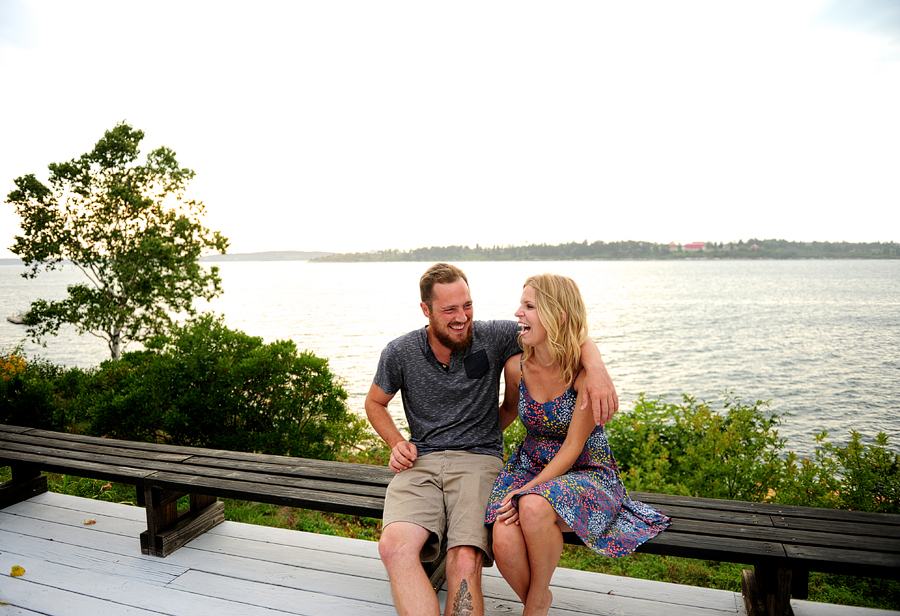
<box><xmin>0</xmin><ymin>350</ymin><xmax>88</xmax><ymax>430</ymax></box>
<box><xmin>87</xmin><ymin>313</ymin><xmax>369</xmax><ymax>459</ymax></box>
<box><xmin>603</xmin><ymin>392</ymin><xmax>785</xmax><ymax>500</ymax></box>
<box><xmin>601</xmin><ymin>392</ymin><xmax>900</xmax><ymax>514</ymax></box>
<box><xmin>779</xmin><ymin>430</ymin><xmax>900</xmax><ymax>513</ymax></box>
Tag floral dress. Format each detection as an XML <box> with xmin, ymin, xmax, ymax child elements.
<box><xmin>485</xmin><ymin>376</ymin><xmax>671</xmax><ymax>557</ymax></box>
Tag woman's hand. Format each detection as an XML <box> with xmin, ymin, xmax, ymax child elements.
<box><xmin>496</xmin><ymin>490</ymin><xmax>522</xmax><ymax>525</ymax></box>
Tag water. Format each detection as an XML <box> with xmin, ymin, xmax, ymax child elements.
<box><xmin>2</xmin><ymin>259</ymin><xmax>898</xmax><ymax>456</ymax></box>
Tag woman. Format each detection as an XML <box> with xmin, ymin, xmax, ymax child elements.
<box><xmin>485</xmin><ymin>274</ymin><xmax>670</xmax><ymax>615</ymax></box>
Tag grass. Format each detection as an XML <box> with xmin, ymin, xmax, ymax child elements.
<box><xmin>3</xmin><ymin>466</ymin><xmax>899</xmax><ymax>611</ymax></box>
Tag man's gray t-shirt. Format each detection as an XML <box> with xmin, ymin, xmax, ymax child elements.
<box><xmin>373</xmin><ymin>320</ymin><xmax>521</xmax><ymax>458</ymax></box>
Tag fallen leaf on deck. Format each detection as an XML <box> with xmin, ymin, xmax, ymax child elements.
<box><xmin>84</xmin><ymin>519</ymin><xmax>96</xmax><ymax>525</ymax></box>
<box><xmin>10</xmin><ymin>566</ymin><xmax>25</xmax><ymax>577</ymax></box>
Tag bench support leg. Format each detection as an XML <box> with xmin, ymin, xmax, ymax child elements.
<box><xmin>0</xmin><ymin>464</ymin><xmax>48</xmax><ymax>509</ymax></box>
<box><xmin>139</xmin><ymin>486</ymin><xmax>224</xmax><ymax>557</ymax></box>
<box><xmin>743</xmin><ymin>566</ymin><xmax>793</xmax><ymax>616</ymax></box>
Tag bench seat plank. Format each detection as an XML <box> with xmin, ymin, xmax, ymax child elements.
<box><xmin>771</xmin><ymin>515</ymin><xmax>900</xmax><ymax>539</ymax></box>
<box><xmin>0</xmin><ymin>449</ymin><xmax>157</xmax><ymax>484</ymax></box>
<box><xmin>144</xmin><ymin>471</ymin><xmax>385</xmax><ymax>518</ymax></box>
<box><xmin>1</xmin><ymin>426</ymin><xmax>393</xmax><ymax>486</ymax></box>
<box><xmin>0</xmin><ymin>439</ymin><xmax>390</xmax><ymax>500</ymax></box>
<box><xmin>783</xmin><ymin>543</ymin><xmax>900</xmax><ymax>578</ymax></box>
<box><xmin>670</xmin><ymin>518</ymin><xmax>900</xmax><ymax>554</ymax></box>
<box><xmin>635</xmin><ymin>491</ymin><xmax>900</xmax><ymax>527</ymax></box>
<box><xmin>0</xmin><ymin>431</ymin><xmax>194</xmax><ymax>463</ymax></box>
<box><xmin>652</xmin><ymin>503</ymin><xmax>773</xmax><ymax>527</ymax></box>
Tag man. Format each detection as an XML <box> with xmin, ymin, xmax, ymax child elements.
<box><xmin>365</xmin><ymin>263</ymin><xmax>617</xmax><ymax>616</ymax></box>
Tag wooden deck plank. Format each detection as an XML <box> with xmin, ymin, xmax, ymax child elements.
<box><xmin>0</xmin><ymin>552</ymin><xmax>312</xmax><ymax>616</ymax></box>
<box><xmin>1</xmin><ymin>492</ymin><xmax>895</xmax><ymax>616</ymax></box>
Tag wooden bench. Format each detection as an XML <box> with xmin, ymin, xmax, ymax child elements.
<box><xmin>2</xmin><ymin>424</ymin><xmax>899</xmax><ymax>616</ymax></box>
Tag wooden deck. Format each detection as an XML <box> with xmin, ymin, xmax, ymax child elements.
<box><xmin>0</xmin><ymin>492</ymin><xmax>895</xmax><ymax>616</ymax></box>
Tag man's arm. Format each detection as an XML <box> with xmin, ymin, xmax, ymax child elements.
<box><xmin>365</xmin><ymin>383</ymin><xmax>417</xmax><ymax>472</ymax></box>
<box><xmin>579</xmin><ymin>338</ymin><xmax>618</xmax><ymax>426</ymax></box>
<box><xmin>499</xmin><ymin>354</ymin><xmax>522</xmax><ymax>430</ymax></box>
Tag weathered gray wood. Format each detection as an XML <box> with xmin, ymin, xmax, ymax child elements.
<box><xmin>4</xmin><ymin>421</ymin><xmax>900</xmax><ymax>605</ymax></box>
<box><xmin>144</xmin><ymin>471</ymin><xmax>385</xmax><ymax>517</ymax></box>
<box><xmin>141</xmin><ymin>498</ymin><xmax>225</xmax><ymax>556</ymax></box>
<box><xmin>7</xmin><ymin>493</ymin><xmax>897</xmax><ymax>616</ymax></box>
<box><xmin>0</xmin><ymin>430</ymin><xmax>193</xmax><ymax>462</ymax></box>
<box><xmin>669</xmin><ymin>517</ymin><xmax>900</xmax><ymax>554</ymax></box>
<box><xmin>742</xmin><ymin>569</ymin><xmax>767</xmax><ymax>616</ymax></box>
<box><xmin>0</xmin><ymin>471</ymin><xmax>47</xmax><ymax>508</ymax></box>
<box><xmin>591</xmin><ymin>527</ymin><xmax>788</xmax><ymax>563</ymax></box>
<box><xmin>652</xmin><ymin>502</ymin><xmax>774</xmax><ymax>526</ymax></box>
<box><xmin>783</xmin><ymin>543</ymin><xmax>900</xmax><ymax>578</ymax></box>
<box><xmin>772</xmin><ymin>514</ymin><xmax>900</xmax><ymax>539</ymax></box>
<box><xmin>636</xmin><ymin>490</ymin><xmax>900</xmax><ymax>527</ymax></box>
<box><xmin>0</xmin><ymin>448</ymin><xmax>156</xmax><ymax>484</ymax></box>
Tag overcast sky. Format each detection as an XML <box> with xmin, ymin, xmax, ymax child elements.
<box><xmin>1</xmin><ymin>0</ymin><xmax>898</xmax><ymax>258</ymax></box>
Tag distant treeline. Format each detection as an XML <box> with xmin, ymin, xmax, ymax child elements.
<box><xmin>313</xmin><ymin>239</ymin><xmax>900</xmax><ymax>262</ymax></box>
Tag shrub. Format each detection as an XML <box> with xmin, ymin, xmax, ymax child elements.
<box><xmin>87</xmin><ymin>314</ymin><xmax>370</xmax><ymax>459</ymax></box>
<box><xmin>0</xmin><ymin>350</ymin><xmax>88</xmax><ymax>430</ymax></box>
<box><xmin>605</xmin><ymin>392</ymin><xmax>786</xmax><ymax>501</ymax></box>
<box><xmin>778</xmin><ymin>430</ymin><xmax>900</xmax><ymax>513</ymax></box>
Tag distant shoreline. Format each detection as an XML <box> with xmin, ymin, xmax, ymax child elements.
<box><xmin>313</xmin><ymin>239</ymin><xmax>899</xmax><ymax>262</ymax></box>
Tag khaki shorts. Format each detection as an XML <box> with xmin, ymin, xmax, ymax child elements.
<box><xmin>383</xmin><ymin>451</ymin><xmax>503</xmax><ymax>565</ymax></box>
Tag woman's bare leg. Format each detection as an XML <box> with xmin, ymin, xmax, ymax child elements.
<box><xmin>518</xmin><ymin>495</ymin><xmax>565</xmax><ymax>616</ymax></box>
<box><xmin>492</xmin><ymin>519</ymin><xmax>532</xmax><ymax>605</ymax></box>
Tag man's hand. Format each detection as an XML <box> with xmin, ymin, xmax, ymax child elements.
<box><xmin>581</xmin><ymin>370</ymin><xmax>619</xmax><ymax>426</ymax></box>
<box><xmin>389</xmin><ymin>440</ymin><xmax>418</xmax><ymax>473</ymax></box>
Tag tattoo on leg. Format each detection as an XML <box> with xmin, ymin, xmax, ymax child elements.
<box><xmin>451</xmin><ymin>579</ymin><xmax>474</xmax><ymax>616</ymax></box>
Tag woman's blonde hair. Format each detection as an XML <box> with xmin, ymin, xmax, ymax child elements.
<box><xmin>520</xmin><ymin>273</ymin><xmax>588</xmax><ymax>386</ymax></box>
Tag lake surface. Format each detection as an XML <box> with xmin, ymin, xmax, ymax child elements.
<box><xmin>2</xmin><ymin>259</ymin><xmax>898</xmax><ymax>456</ymax></box>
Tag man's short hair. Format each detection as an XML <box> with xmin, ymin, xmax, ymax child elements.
<box><xmin>420</xmin><ymin>263</ymin><xmax>469</xmax><ymax>308</ymax></box>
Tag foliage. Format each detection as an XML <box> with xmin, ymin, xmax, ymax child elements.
<box><xmin>0</xmin><ymin>349</ymin><xmax>88</xmax><ymax>430</ymax></box>
<box><xmin>502</xmin><ymin>417</ymin><xmax>527</xmax><ymax>462</ymax></box>
<box><xmin>86</xmin><ymin>314</ymin><xmax>370</xmax><ymax>459</ymax></box>
<box><xmin>6</xmin><ymin>122</ymin><xmax>229</xmax><ymax>360</ymax></box>
<box><xmin>602</xmin><ymin>393</ymin><xmax>785</xmax><ymax>501</ymax></box>
<box><xmin>600</xmin><ymin>392</ymin><xmax>900</xmax><ymax>514</ymax></box>
<box><xmin>779</xmin><ymin>430</ymin><xmax>900</xmax><ymax>513</ymax></box>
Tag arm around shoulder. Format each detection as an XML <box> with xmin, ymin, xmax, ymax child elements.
<box><xmin>579</xmin><ymin>338</ymin><xmax>619</xmax><ymax>426</ymax></box>
<box><xmin>499</xmin><ymin>353</ymin><xmax>522</xmax><ymax>430</ymax></box>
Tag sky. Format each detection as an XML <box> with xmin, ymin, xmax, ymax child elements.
<box><xmin>1</xmin><ymin>0</ymin><xmax>899</xmax><ymax>258</ymax></box>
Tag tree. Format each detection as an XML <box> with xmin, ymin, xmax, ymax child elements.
<box><xmin>7</xmin><ymin>122</ymin><xmax>228</xmax><ymax>360</ymax></box>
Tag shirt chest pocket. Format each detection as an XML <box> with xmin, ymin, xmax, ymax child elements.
<box><xmin>464</xmin><ymin>350</ymin><xmax>489</xmax><ymax>379</ymax></box>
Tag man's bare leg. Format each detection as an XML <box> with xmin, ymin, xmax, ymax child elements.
<box><xmin>444</xmin><ymin>545</ymin><xmax>485</xmax><ymax>616</ymax></box>
<box><xmin>379</xmin><ymin>521</ymin><xmax>440</xmax><ymax>616</ymax></box>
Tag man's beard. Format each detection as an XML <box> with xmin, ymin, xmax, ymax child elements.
<box><xmin>429</xmin><ymin>316</ymin><xmax>473</xmax><ymax>353</ymax></box>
